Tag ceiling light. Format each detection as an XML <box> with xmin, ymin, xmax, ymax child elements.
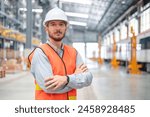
<box><xmin>19</xmin><ymin>8</ymin><xmax>27</xmax><ymax>11</ymax></box>
<box><xmin>19</xmin><ymin>8</ymin><xmax>43</xmax><ymax>13</ymax></box>
<box><xmin>65</xmin><ymin>12</ymin><xmax>88</xmax><ymax>18</ymax></box>
<box><xmin>60</xmin><ymin>0</ymin><xmax>92</xmax><ymax>5</ymax></box>
<box><xmin>32</xmin><ymin>9</ymin><xmax>43</xmax><ymax>13</ymax></box>
<box><xmin>69</xmin><ymin>21</ymin><xmax>87</xmax><ymax>26</ymax></box>
<box><xmin>121</xmin><ymin>0</ymin><xmax>126</xmax><ymax>4</ymax></box>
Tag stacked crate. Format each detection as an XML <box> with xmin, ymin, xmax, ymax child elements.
<box><xmin>0</xmin><ymin>67</ymin><xmax>5</xmax><ymax>78</ymax></box>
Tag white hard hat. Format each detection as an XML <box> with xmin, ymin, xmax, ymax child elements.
<box><xmin>43</xmin><ymin>7</ymin><xmax>68</xmax><ymax>27</ymax></box>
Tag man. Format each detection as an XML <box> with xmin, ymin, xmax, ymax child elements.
<box><xmin>28</xmin><ymin>7</ymin><xmax>93</xmax><ymax>100</ymax></box>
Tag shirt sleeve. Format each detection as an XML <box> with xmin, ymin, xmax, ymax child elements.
<box><xmin>30</xmin><ymin>48</ymin><xmax>72</xmax><ymax>93</ymax></box>
<box><xmin>67</xmin><ymin>51</ymin><xmax>93</xmax><ymax>89</ymax></box>
<box><xmin>76</xmin><ymin>51</ymin><xmax>84</xmax><ymax>66</ymax></box>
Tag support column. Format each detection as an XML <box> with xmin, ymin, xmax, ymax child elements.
<box><xmin>3</xmin><ymin>40</ymin><xmax>6</xmax><ymax>60</ymax></box>
<box><xmin>1</xmin><ymin>0</ymin><xmax>5</xmax><ymax>26</ymax></box>
<box><xmin>83</xmin><ymin>30</ymin><xmax>87</xmax><ymax>63</ymax></box>
<box><xmin>84</xmin><ymin>42</ymin><xmax>87</xmax><ymax>63</ymax></box>
<box><xmin>110</xmin><ymin>32</ymin><xmax>119</xmax><ymax>69</ymax></box>
<box><xmin>128</xmin><ymin>27</ymin><xmax>142</xmax><ymax>74</ymax></box>
<box><xmin>126</xmin><ymin>23</ymin><xmax>129</xmax><ymax>39</ymax></box>
<box><xmin>118</xmin><ymin>28</ymin><xmax>121</xmax><ymax>41</ymax></box>
<box><xmin>0</xmin><ymin>0</ymin><xmax>5</xmax><ymax>60</ymax></box>
<box><xmin>15</xmin><ymin>0</ymin><xmax>19</xmax><ymax>20</ymax></box>
<box><xmin>14</xmin><ymin>41</ymin><xmax>17</xmax><ymax>59</ymax></box>
<box><xmin>41</xmin><ymin>5</ymin><xmax>50</xmax><ymax>43</ymax></box>
<box><xmin>24</xmin><ymin>0</ymin><xmax>32</xmax><ymax>69</ymax></box>
<box><xmin>25</xmin><ymin>0</ymin><xmax>32</xmax><ymax>49</ymax></box>
<box><xmin>1</xmin><ymin>0</ymin><xmax>5</xmax><ymax>12</ymax></box>
<box><xmin>15</xmin><ymin>0</ymin><xmax>19</xmax><ymax>30</ymax></box>
<box><xmin>126</xmin><ymin>15</ymin><xmax>129</xmax><ymax>39</ymax></box>
<box><xmin>137</xmin><ymin>3</ymin><xmax>141</xmax><ymax>34</ymax></box>
<box><xmin>98</xmin><ymin>33</ymin><xmax>103</xmax><ymax>64</ymax></box>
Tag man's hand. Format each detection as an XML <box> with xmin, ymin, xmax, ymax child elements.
<box><xmin>44</xmin><ymin>75</ymin><xmax>67</xmax><ymax>91</ymax></box>
<box><xmin>74</xmin><ymin>63</ymin><xmax>88</xmax><ymax>74</ymax></box>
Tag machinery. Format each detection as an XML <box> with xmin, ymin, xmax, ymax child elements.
<box><xmin>97</xmin><ymin>34</ymin><xmax>103</xmax><ymax>64</ymax></box>
<box><xmin>110</xmin><ymin>33</ymin><xmax>119</xmax><ymax>68</ymax></box>
<box><xmin>102</xmin><ymin>26</ymin><xmax>150</xmax><ymax>73</ymax></box>
<box><xmin>128</xmin><ymin>27</ymin><xmax>142</xmax><ymax>74</ymax></box>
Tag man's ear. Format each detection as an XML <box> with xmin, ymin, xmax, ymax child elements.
<box><xmin>65</xmin><ymin>24</ymin><xmax>68</xmax><ymax>32</ymax></box>
<box><xmin>65</xmin><ymin>27</ymin><xmax>68</xmax><ymax>32</ymax></box>
<box><xmin>45</xmin><ymin>27</ymin><xmax>48</xmax><ymax>33</ymax></box>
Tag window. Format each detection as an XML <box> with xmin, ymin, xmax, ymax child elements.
<box><xmin>140</xmin><ymin>36</ymin><xmax>150</xmax><ymax>49</ymax></box>
<box><xmin>121</xmin><ymin>22</ymin><xmax>127</xmax><ymax>39</ymax></box>
<box><xmin>73</xmin><ymin>43</ymin><xmax>85</xmax><ymax>60</ymax></box>
<box><xmin>86</xmin><ymin>43</ymin><xmax>99</xmax><ymax>58</ymax></box>
<box><xmin>141</xmin><ymin>4</ymin><xmax>150</xmax><ymax>32</ymax></box>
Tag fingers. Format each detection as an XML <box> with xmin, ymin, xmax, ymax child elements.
<box><xmin>44</xmin><ymin>77</ymin><xmax>55</xmax><ymax>89</ymax></box>
<box><xmin>45</xmin><ymin>78</ymin><xmax>58</xmax><ymax>90</ymax></box>
<box><xmin>75</xmin><ymin>63</ymin><xmax>88</xmax><ymax>74</ymax></box>
<box><xmin>78</xmin><ymin>63</ymin><xmax>84</xmax><ymax>68</ymax></box>
<box><xmin>45</xmin><ymin>77</ymin><xmax>53</xmax><ymax>82</ymax></box>
<box><xmin>44</xmin><ymin>75</ymin><xmax>67</xmax><ymax>91</ymax></box>
<box><xmin>82</xmin><ymin>67</ymin><xmax>88</xmax><ymax>72</ymax></box>
<box><xmin>46</xmin><ymin>81</ymin><xmax>58</xmax><ymax>90</ymax></box>
<box><xmin>80</xmin><ymin>64</ymin><xmax>87</xmax><ymax>69</ymax></box>
<box><xmin>51</xmin><ymin>84</ymin><xmax>60</xmax><ymax>91</ymax></box>
<box><xmin>45</xmin><ymin>79</ymin><xmax>55</xmax><ymax>87</ymax></box>
<box><xmin>79</xmin><ymin>64</ymin><xmax>88</xmax><ymax>71</ymax></box>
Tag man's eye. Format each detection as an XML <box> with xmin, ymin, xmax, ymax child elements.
<box><xmin>60</xmin><ymin>24</ymin><xmax>65</xmax><ymax>26</ymax></box>
<box><xmin>50</xmin><ymin>24</ymin><xmax>55</xmax><ymax>26</ymax></box>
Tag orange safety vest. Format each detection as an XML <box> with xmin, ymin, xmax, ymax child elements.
<box><xmin>28</xmin><ymin>43</ymin><xmax>77</xmax><ymax>100</ymax></box>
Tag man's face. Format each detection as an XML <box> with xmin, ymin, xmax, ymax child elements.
<box><xmin>45</xmin><ymin>20</ymin><xmax>67</xmax><ymax>42</ymax></box>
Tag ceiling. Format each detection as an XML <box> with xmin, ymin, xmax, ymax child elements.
<box><xmin>0</xmin><ymin>0</ymin><xmax>139</xmax><ymax>43</ymax></box>
<box><xmin>56</xmin><ymin>0</ymin><xmax>139</xmax><ymax>42</ymax></box>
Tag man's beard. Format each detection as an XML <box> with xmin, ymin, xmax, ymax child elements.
<box><xmin>48</xmin><ymin>31</ymin><xmax>65</xmax><ymax>42</ymax></box>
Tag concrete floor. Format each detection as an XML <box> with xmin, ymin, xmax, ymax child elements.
<box><xmin>0</xmin><ymin>72</ymin><xmax>34</xmax><ymax>100</ymax></box>
<box><xmin>0</xmin><ymin>60</ymin><xmax>150</xmax><ymax>100</ymax></box>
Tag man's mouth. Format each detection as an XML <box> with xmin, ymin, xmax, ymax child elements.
<box><xmin>55</xmin><ymin>31</ymin><xmax>62</xmax><ymax>35</ymax></box>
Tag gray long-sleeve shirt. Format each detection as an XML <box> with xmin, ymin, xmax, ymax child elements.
<box><xmin>31</xmin><ymin>41</ymin><xmax>93</xmax><ymax>94</ymax></box>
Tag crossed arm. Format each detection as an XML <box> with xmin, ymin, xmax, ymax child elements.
<box><xmin>31</xmin><ymin>48</ymin><xmax>93</xmax><ymax>93</ymax></box>
<box><xmin>45</xmin><ymin>63</ymin><xmax>90</xmax><ymax>91</ymax></box>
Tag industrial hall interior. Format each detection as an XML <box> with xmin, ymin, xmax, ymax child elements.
<box><xmin>0</xmin><ymin>0</ymin><xmax>150</xmax><ymax>100</ymax></box>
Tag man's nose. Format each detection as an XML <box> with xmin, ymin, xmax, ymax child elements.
<box><xmin>55</xmin><ymin>25</ymin><xmax>61</xmax><ymax>30</ymax></box>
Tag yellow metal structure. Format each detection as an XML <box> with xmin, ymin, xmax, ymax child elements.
<box><xmin>32</xmin><ymin>37</ymin><xmax>41</xmax><ymax>46</ymax></box>
<box><xmin>0</xmin><ymin>24</ymin><xmax>5</xmax><ymax>35</ymax></box>
<box><xmin>0</xmin><ymin>25</ymin><xmax>26</xmax><ymax>43</ymax></box>
<box><xmin>15</xmin><ymin>33</ymin><xmax>26</xmax><ymax>42</ymax></box>
<box><xmin>1</xmin><ymin>28</ymin><xmax>12</xmax><ymax>38</ymax></box>
<box><xmin>110</xmin><ymin>33</ymin><xmax>119</xmax><ymax>68</ymax></box>
<box><xmin>128</xmin><ymin>27</ymin><xmax>142</xmax><ymax>74</ymax></box>
<box><xmin>97</xmin><ymin>34</ymin><xmax>103</xmax><ymax>64</ymax></box>
<box><xmin>89</xmin><ymin>34</ymin><xmax>103</xmax><ymax>64</ymax></box>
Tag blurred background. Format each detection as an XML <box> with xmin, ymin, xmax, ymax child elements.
<box><xmin>0</xmin><ymin>0</ymin><xmax>150</xmax><ymax>100</ymax></box>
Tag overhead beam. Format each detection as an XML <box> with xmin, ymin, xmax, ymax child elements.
<box><xmin>95</xmin><ymin>0</ymin><xmax>114</xmax><ymax>30</ymax></box>
<box><xmin>102</xmin><ymin>0</ymin><xmax>143</xmax><ymax>37</ymax></box>
<box><xmin>0</xmin><ymin>11</ymin><xmax>22</xmax><ymax>25</ymax></box>
<box><xmin>70</xmin><ymin>30</ymin><xmax>98</xmax><ymax>43</ymax></box>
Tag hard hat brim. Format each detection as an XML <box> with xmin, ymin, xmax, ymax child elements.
<box><xmin>43</xmin><ymin>19</ymin><xmax>68</xmax><ymax>27</ymax></box>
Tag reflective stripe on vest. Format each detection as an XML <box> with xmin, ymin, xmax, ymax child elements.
<box><xmin>29</xmin><ymin>43</ymin><xmax>77</xmax><ymax>100</ymax></box>
<box><xmin>35</xmin><ymin>83</ymin><xmax>42</xmax><ymax>90</ymax></box>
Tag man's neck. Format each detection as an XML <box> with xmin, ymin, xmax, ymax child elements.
<box><xmin>49</xmin><ymin>39</ymin><xmax>62</xmax><ymax>49</ymax></box>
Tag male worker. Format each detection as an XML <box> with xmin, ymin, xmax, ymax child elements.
<box><xmin>28</xmin><ymin>7</ymin><xmax>93</xmax><ymax>100</ymax></box>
